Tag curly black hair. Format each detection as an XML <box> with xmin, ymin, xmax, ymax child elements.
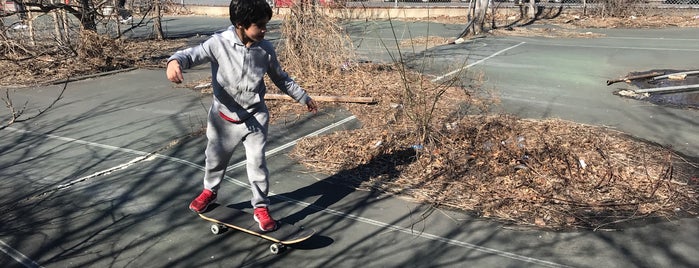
<box><xmin>229</xmin><ymin>0</ymin><xmax>273</xmax><ymax>28</ymax></box>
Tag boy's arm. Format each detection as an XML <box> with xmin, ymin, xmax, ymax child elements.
<box><xmin>166</xmin><ymin>41</ymin><xmax>214</xmax><ymax>83</ymax></box>
<box><xmin>266</xmin><ymin>48</ymin><xmax>315</xmax><ymax>111</ymax></box>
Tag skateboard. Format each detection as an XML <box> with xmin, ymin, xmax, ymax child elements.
<box><xmin>198</xmin><ymin>204</ymin><xmax>315</xmax><ymax>254</ymax></box>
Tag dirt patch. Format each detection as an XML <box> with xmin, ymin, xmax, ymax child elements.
<box><xmin>399</xmin><ymin>35</ymin><xmax>452</xmax><ymax>48</ymax></box>
<box><xmin>425</xmin><ymin>12</ymin><xmax>699</xmax><ymax>29</ymax></box>
<box><xmin>425</xmin><ymin>13</ymin><xmax>699</xmax><ymax>39</ymax></box>
<box><xmin>563</xmin><ymin>14</ymin><xmax>699</xmax><ymax>28</ymax></box>
<box><xmin>489</xmin><ymin>26</ymin><xmax>606</xmax><ymax>38</ymax></box>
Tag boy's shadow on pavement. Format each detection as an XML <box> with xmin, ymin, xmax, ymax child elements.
<box><xmin>276</xmin><ymin>147</ymin><xmax>418</xmax><ymax>249</ymax></box>
<box><xmin>228</xmin><ymin>147</ymin><xmax>417</xmax><ymax>250</ymax></box>
<box><xmin>277</xmin><ymin>147</ymin><xmax>417</xmax><ymax>223</ymax></box>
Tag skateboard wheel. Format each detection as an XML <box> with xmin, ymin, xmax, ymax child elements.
<box><xmin>210</xmin><ymin>224</ymin><xmax>226</xmax><ymax>234</ymax></box>
<box><xmin>269</xmin><ymin>243</ymin><xmax>285</xmax><ymax>255</ymax></box>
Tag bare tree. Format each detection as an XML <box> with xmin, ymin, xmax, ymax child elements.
<box><xmin>4</xmin><ymin>0</ymin><xmax>166</xmax><ymax>36</ymax></box>
<box><xmin>457</xmin><ymin>0</ymin><xmax>489</xmax><ymax>39</ymax></box>
<box><xmin>77</xmin><ymin>0</ymin><xmax>97</xmax><ymax>31</ymax></box>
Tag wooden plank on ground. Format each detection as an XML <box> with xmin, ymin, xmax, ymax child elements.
<box><xmin>265</xmin><ymin>94</ymin><xmax>376</xmax><ymax>104</ymax></box>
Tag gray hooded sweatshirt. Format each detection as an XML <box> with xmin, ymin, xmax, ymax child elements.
<box><xmin>168</xmin><ymin>25</ymin><xmax>311</xmax><ymax>122</ymax></box>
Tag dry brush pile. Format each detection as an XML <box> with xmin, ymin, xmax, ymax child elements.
<box><xmin>285</xmin><ymin>63</ymin><xmax>698</xmax><ymax>230</ymax></box>
<box><xmin>0</xmin><ymin>8</ymin><xmax>187</xmax><ymax>86</ymax></box>
<box><xmin>0</xmin><ymin>27</ymin><xmax>186</xmax><ymax>86</ymax></box>
<box><xmin>271</xmin><ymin>5</ymin><xmax>699</xmax><ymax>230</ymax></box>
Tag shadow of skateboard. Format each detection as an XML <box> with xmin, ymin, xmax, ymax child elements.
<box><xmin>198</xmin><ymin>203</ymin><xmax>316</xmax><ymax>254</ymax></box>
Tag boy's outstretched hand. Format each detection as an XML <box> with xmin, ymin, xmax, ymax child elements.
<box><xmin>166</xmin><ymin>60</ymin><xmax>184</xmax><ymax>84</ymax></box>
<box><xmin>307</xmin><ymin>99</ymin><xmax>318</xmax><ymax>114</ymax></box>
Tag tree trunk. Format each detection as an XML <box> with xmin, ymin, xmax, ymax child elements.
<box><xmin>472</xmin><ymin>0</ymin><xmax>489</xmax><ymax>35</ymax></box>
<box><xmin>79</xmin><ymin>0</ymin><xmax>96</xmax><ymax>31</ymax></box>
<box><xmin>50</xmin><ymin>0</ymin><xmax>65</xmax><ymax>43</ymax></box>
<box><xmin>527</xmin><ymin>1</ymin><xmax>536</xmax><ymax>20</ymax></box>
<box><xmin>153</xmin><ymin>0</ymin><xmax>163</xmax><ymax>39</ymax></box>
<box><xmin>27</xmin><ymin>4</ymin><xmax>35</xmax><ymax>45</ymax></box>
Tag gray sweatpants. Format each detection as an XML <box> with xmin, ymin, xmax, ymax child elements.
<box><xmin>202</xmin><ymin>103</ymin><xmax>270</xmax><ymax>208</ymax></box>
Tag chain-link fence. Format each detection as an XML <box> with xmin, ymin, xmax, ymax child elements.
<box><xmin>166</xmin><ymin>0</ymin><xmax>699</xmax><ymax>9</ymax></box>
<box><xmin>241</xmin><ymin>0</ymin><xmax>699</xmax><ymax>7</ymax></box>
<box><xmin>2</xmin><ymin>0</ymin><xmax>697</xmax><ymax>14</ymax></box>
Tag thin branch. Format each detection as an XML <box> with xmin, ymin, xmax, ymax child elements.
<box><xmin>0</xmin><ymin>79</ymin><xmax>68</xmax><ymax>130</ymax></box>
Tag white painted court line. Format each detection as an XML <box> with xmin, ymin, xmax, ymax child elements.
<box><xmin>227</xmin><ymin>115</ymin><xmax>357</xmax><ymax>170</ymax></box>
<box><xmin>540</xmin><ymin>43</ymin><xmax>699</xmax><ymax>52</ymax></box>
<box><xmin>2</xmin><ymin>114</ymin><xmax>569</xmax><ymax>268</ymax></box>
<box><xmin>601</xmin><ymin>36</ymin><xmax>699</xmax><ymax>42</ymax></box>
<box><xmin>431</xmin><ymin>42</ymin><xmax>526</xmax><ymax>83</ymax></box>
<box><xmin>502</xmin><ymin>38</ymin><xmax>699</xmax><ymax>52</ymax></box>
<box><xmin>4</xmin><ymin>127</ymin><xmax>153</xmax><ymax>157</ymax></box>
<box><xmin>0</xmin><ymin>240</ymin><xmax>43</xmax><ymax>268</ymax></box>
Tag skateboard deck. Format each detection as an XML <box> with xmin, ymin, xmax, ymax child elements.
<box><xmin>199</xmin><ymin>204</ymin><xmax>315</xmax><ymax>254</ymax></box>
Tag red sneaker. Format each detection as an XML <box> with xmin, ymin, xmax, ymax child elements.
<box><xmin>189</xmin><ymin>189</ymin><xmax>216</xmax><ymax>213</ymax></box>
<box><xmin>253</xmin><ymin>207</ymin><xmax>278</xmax><ymax>232</ymax></box>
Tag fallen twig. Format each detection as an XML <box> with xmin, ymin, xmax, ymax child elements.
<box><xmin>265</xmin><ymin>94</ymin><xmax>377</xmax><ymax>104</ymax></box>
<box><xmin>1</xmin><ymin>78</ymin><xmax>67</xmax><ymax>130</ymax></box>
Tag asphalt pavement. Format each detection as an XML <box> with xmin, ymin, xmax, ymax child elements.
<box><xmin>1</xmin><ymin>15</ymin><xmax>698</xmax><ymax>268</ymax></box>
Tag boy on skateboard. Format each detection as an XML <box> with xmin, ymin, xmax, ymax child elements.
<box><xmin>165</xmin><ymin>0</ymin><xmax>318</xmax><ymax>231</ymax></box>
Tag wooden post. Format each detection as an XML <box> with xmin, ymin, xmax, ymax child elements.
<box><xmin>606</xmin><ymin>72</ymin><xmax>664</xmax><ymax>86</ymax></box>
<box><xmin>634</xmin><ymin>84</ymin><xmax>699</xmax><ymax>94</ymax></box>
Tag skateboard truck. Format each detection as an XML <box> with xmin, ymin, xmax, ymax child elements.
<box><xmin>208</xmin><ymin>222</ymin><xmax>287</xmax><ymax>254</ymax></box>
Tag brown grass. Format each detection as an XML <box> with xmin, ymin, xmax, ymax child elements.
<box><xmin>275</xmin><ymin>8</ymin><xmax>698</xmax><ymax>230</ymax></box>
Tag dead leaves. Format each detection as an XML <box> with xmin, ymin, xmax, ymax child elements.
<box><xmin>290</xmin><ymin>91</ymin><xmax>698</xmax><ymax>230</ymax></box>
